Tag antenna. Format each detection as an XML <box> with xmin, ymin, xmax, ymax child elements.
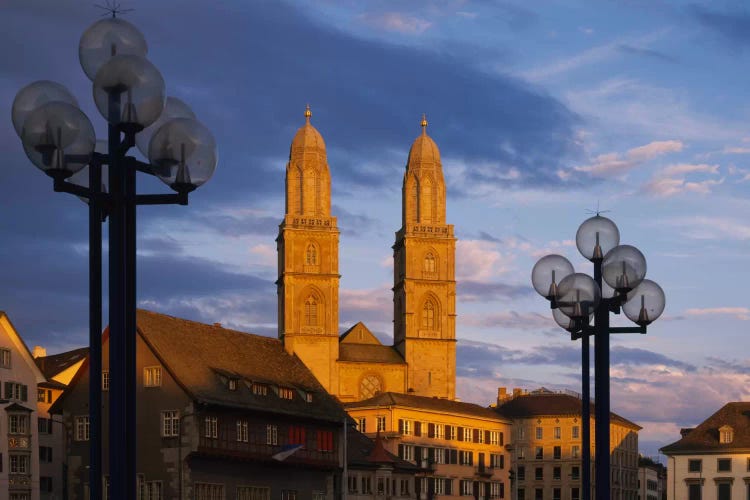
<box><xmin>584</xmin><ymin>200</ymin><xmax>611</xmax><ymax>217</ymax></box>
<box><xmin>94</xmin><ymin>1</ymin><xmax>134</xmax><ymax>18</ymax></box>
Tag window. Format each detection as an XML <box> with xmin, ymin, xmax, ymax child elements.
<box><xmin>357</xmin><ymin>418</ymin><xmax>366</xmax><ymax>432</ymax></box>
<box><xmin>281</xmin><ymin>492</ymin><xmax>297</xmax><ymax>500</ymax></box>
<box><xmin>102</xmin><ymin>370</ymin><xmax>110</xmax><ymax>391</ymax></box>
<box><xmin>279</xmin><ymin>387</ymin><xmax>294</xmax><ymax>400</ymax></box>
<box><xmin>38</xmin><ymin>417</ymin><xmax>52</xmax><ymax>434</ymax></box>
<box><xmin>448</xmin><ymin>425</ymin><xmax>457</xmax><ymax>440</ymax></box>
<box><xmin>40</xmin><ymin>446</ymin><xmax>53</xmax><ymax>462</ymax></box>
<box><xmin>571</xmin><ymin>466</ymin><xmax>580</xmax><ymax>480</ymax></box>
<box><xmin>422</xmin><ymin>300</ymin><xmax>435</xmax><ymax>329</ymax></box>
<box><xmin>489</xmin><ymin>430</ymin><xmax>501</xmax><ymax>445</ymax></box>
<box><xmin>348</xmin><ymin>476</ymin><xmax>358</xmax><ymax>493</ymax></box>
<box><xmin>305</xmin><ymin>392</ymin><xmax>313</xmax><ymax>403</ymax></box>
<box><xmin>403</xmin><ymin>420</ymin><xmax>413</xmax><ymax>435</ymax></box>
<box><xmin>535</xmin><ymin>488</ymin><xmax>543</xmax><ymax>500</ymax></box>
<box><xmin>435</xmin><ymin>423</ymin><xmax>445</xmax><ymax>439</ymax></box>
<box><xmin>288</xmin><ymin>425</ymin><xmax>306</xmax><ymax>446</ymax></box>
<box><xmin>571</xmin><ymin>487</ymin><xmax>580</xmax><ymax>500</ymax></box>
<box><xmin>75</xmin><ymin>415</ymin><xmax>90</xmax><ymax>441</ymax></box>
<box><xmin>553</xmin><ymin>446</ymin><xmax>561</xmax><ymax>459</ymax></box>
<box><xmin>361</xmin><ymin>477</ymin><xmax>372</xmax><ymax>494</ymax></box>
<box><xmin>553</xmin><ymin>488</ymin><xmax>561</xmax><ymax>500</ymax></box>
<box><xmin>204</xmin><ymin>416</ymin><xmax>218</xmax><ymax>439</ymax></box>
<box><xmin>4</xmin><ymin>382</ymin><xmax>27</xmax><ymax>401</ymax></box>
<box><xmin>252</xmin><ymin>383</ymin><xmax>267</xmax><ymax>396</ymax></box>
<box><xmin>572</xmin><ymin>426</ymin><xmax>580</xmax><ymax>439</ymax></box>
<box><xmin>434</xmin><ymin>478</ymin><xmax>445</xmax><ymax>495</ymax></box>
<box><xmin>424</xmin><ymin>253</ymin><xmax>436</xmax><ymax>273</ymax></box>
<box><xmin>143</xmin><ymin>366</ymin><xmax>162</xmax><ymax>387</ymax></box>
<box><xmin>228</xmin><ymin>379</ymin><xmax>237</xmax><ymax>391</ymax></box>
<box><xmin>377</xmin><ymin>416</ymin><xmax>386</xmax><ymax>432</ymax></box>
<box><xmin>194</xmin><ymin>483</ymin><xmax>222</xmax><ymax>500</ymax></box>
<box><xmin>9</xmin><ymin>454</ymin><xmax>29</xmax><ymax>473</ymax></box>
<box><xmin>401</xmin><ymin>444</ymin><xmax>414</xmax><ymax>461</ymax></box>
<box><xmin>719</xmin><ymin>425</ymin><xmax>734</xmax><ymax>444</ymax></box>
<box><xmin>553</xmin><ymin>466</ymin><xmax>561</xmax><ymax>480</ymax></box>
<box><xmin>717</xmin><ymin>483</ymin><xmax>731</xmax><ymax>500</ymax></box>
<box><xmin>9</xmin><ymin>414</ymin><xmax>28</xmax><ymax>434</ymax></box>
<box><xmin>304</xmin><ymin>296</ymin><xmax>318</xmax><ymax>326</ymax></box>
<box><xmin>463</xmin><ymin>427</ymin><xmax>473</xmax><ymax>442</ymax></box>
<box><xmin>0</xmin><ymin>348</ymin><xmax>10</xmax><ymax>368</ymax></box>
<box><xmin>717</xmin><ymin>458</ymin><xmax>731</xmax><ymax>472</ymax></box>
<box><xmin>518</xmin><ymin>466</ymin><xmax>526</xmax><ymax>481</ymax></box>
<box><xmin>554</xmin><ymin>426</ymin><xmax>561</xmax><ymax>439</ymax></box>
<box><xmin>312</xmin><ymin>492</ymin><xmax>324</xmax><ymax>500</ymax></box>
<box><xmin>317</xmin><ymin>430</ymin><xmax>334</xmax><ymax>452</ymax></box>
<box><xmin>688</xmin><ymin>483</ymin><xmax>701</xmax><ymax>500</ymax></box>
<box><xmin>38</xmin><ymin>388</ymin><xmax>47</xmax><ymax>402</ymax></box>
<box><xmin>535</xmin><ymin>446</ymin><xmax>543</xmax><ymax>460</ymax></box>
<box><xmin>476</xmin><ymin>429</ymin><xmax>484</xmax><ymax>443</ymax></box>
<box><xmin>162</xmin><ymin>411</ymin><xmax>180</xmax><ymax>437</ymax></box>
<box><xmin>237</xmin><ymin>486</ymin><xmax>270</xmax><ymax>500</ymax></box>
<box><xmin>688</xmin><ymin>459</ymin><xmax>702</xmax><ymax>472</ymax></box>
<box><xmin>572</xmin><ymin>445</ymin><xmax>580</xmax><ymax>459</ymax></box>
<box><xmin>518</xmin><ymin>489</ymin><xmax>526</xmax><ymax>500</ymax></box>
<box><xmin>518</xmin><ymin>427</ymin><xmax>526</xmax><ymax>440</ymax></box>
<box><xmin>535</xmin><ymin>467</ymin><xmax>543</xmax><ymax>480</ymax></box>
<box><xmin>460</xmin><ymin>450</ymin><xmax>473</xmax><ymax>465</ymax></box>
<box><xmin>461</xmin><ymin>480</ymin><xmax>473</xmax><ymax>496</ymax></box>
<box><xmin>237</xmin><ymin>420</ymin><xmax>248</xmax><ymax>442</ymax></box>
<box><xmin>535</xmin><ymin>427</ymin><xmax>543</xmax><ymax>439</ymax></box>
<box><xmin>490</xmin><ymin>482</ymin><xmax>503</xmax><ymax>499</ymax></box>
<box><xmin>266</xmin><ymin>424</ymin><xmax>278</xmax><ymax>445</ymax></box>
<box><xmin>40</xmin><ymin>476</ymin><xmax>53</xmax><ymax>492</ymax></box>
<box><xmin>400</xmin><ymin>479</ymin><xmax>410</xmax><ymax>496</ymax></box>
<box><xmin>305</xmin><ymin>244</ymin><xmax>317</xmax><ymax>265</ymax></box>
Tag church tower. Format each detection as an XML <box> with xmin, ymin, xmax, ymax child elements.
<box><xmin>393</xmin><ymin>116</ymin><xmax>456</xmax><ymax>399</ymax></box>
<box><xmin>277</xmin><ymin>106</ymin><xmax>340</xmax><ymax>394</ymax></box>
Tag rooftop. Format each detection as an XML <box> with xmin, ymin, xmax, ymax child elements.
<box><xmin>660</xmin><ymin>402</ymin><xmax>750</xmax><ymax>454</ymax></box>
<box><xmin>345</xmin><ymin>392</ymin><xmax>509</xmax><ymax>422</ymax></box>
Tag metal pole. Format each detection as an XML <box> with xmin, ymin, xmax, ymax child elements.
<box><xmin>124</xmin><ymin>154</ymin><xmax>137</xmax><ymax>500</ymax></box>
<box><xmin>593</xmin><ymin>259</ymin><xmax>610</xmax><ymax>500</ymax></box>
<box><xmin>88</xmin><ymin>157</ymin><xmax>103</xmax><ymax>500</ymax></box>
<box><xmin>581</xmin><ymin>333</ymin><xmax>591</xmax><ymax>500</ymax></box>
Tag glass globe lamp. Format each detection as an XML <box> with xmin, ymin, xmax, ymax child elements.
<box><xmin>148</xmin><ymin>118</ymin><xmax>217</xmax><ymax>193</ymax></box>
<box><xmin>602</xmin><ymin>244</ymin><xmax>647</xmax><ymax>293</ymax></box>
<box><xmin>12</xmin><ymin>80</ymin><xmax>78</xmax><ymax>138</ymax></box>
<box><xmin>557</xmin><ymin>273</ymin><xmax>601</xmax><ymax>320</ymax></box>
<box><xmin>576</xmin><ymin>215</ymin><xmax>620</xmax><ymax>261</ymax></box>
<box><xmin>623</xmin><ymin>279</ymin><xmax>665</xmax><ymax>326</ymax></box>
<box><xmin>20</xmin><ymin>101</ymin><xmax>95</xmax><ymax>179</ymax></box>
<box><xmin>531</xmin><ymin>254</ymin><xmax>574</xmax><ymax>300</ymax></box>
<box><xmin>68</xmin><ymin>140</ymin><xmax>110</xmax><ymax>205</ymax></box>
<box><xmin>135</xmin><ymin>96</ymin><xmax>195</xmax><ymax>157</ymax></box>
<box><xmin>93</xmin><ymin>54</ymin><xmax>165</xmax><ymax>130</ymax></box>
<box><xmin>79</xmin><ymin>17</ymin><xmax>147</xmax><ymax>81</ymax></box>
<box><xmin>552</xmin><ymin>307</ymin><xmax>591</xmax><ymax>333</ymax></box>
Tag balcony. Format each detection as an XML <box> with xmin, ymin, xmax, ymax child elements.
<box><xmin>197</xmin><ymin>437</ymin><xmax>338</xmax><ymax>469</ymax></box>
<box><xmin>476</xmin><ymin>464</ymin><xmax>494</xmax><ymax>478</ymax></box>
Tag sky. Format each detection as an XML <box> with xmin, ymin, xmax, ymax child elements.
<box><xmin>1</xmin><ymin>0</ymin><xmax>749</xmax><ymax>459</ymax></box>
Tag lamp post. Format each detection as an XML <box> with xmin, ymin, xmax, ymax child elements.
<box><xmin>11</xmin><ymin>16</ymin><xmax>217</xmax><ymax>500</ymax></box>
<box><xmin>532</xmin><ymin>215</ymin><xmax>665</xmax><ymax>500</ymax></box>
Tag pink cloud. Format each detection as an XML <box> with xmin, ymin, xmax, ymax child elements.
<box><xmin>360</xmin><ymin>12</ymin><xmax>432</xmax><ymax>35</ymax></box>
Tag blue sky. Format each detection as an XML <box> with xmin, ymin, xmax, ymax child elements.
<box><xmin>2</xmin><ymin>0</ymin><xmax>749</xmax><ymax>458</ymax></box>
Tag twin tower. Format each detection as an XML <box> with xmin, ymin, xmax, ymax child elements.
<box><xmin>277</xmin><ymin>108</ymin><xmax>457</xmax><ymax>402</ymax></box>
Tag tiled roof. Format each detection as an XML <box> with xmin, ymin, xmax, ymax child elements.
<box><xmin>136</xmin><ymin>309</ymin><xmax>347</xmax><ymax>423</ymax></box>
<box><xmin>345</xmin><ymin>392</ymin><xmax>509</xmax><ymax>422</ymax></box>
<box><xmin>339</xmin><ymin>344</ymin><xmax>405</xmax><ymax>364</ymax></box>
<box><xmin>34</xmin><ymin>347</ymin><xmax>88</xmax><ymax>380</ymax></box>
<box><xmin>347</xmin><ymin>427</ymin><xmax>417</xmax><ymax>471</ymax></box>
<box><xmin>494</xmin><ymin>391</ymin><xmax>641</xmax><ymax>430</ymax></box>
<box><xmin>660</xmin><ymin>402</ymin><xmax>750</xmax><ymax>454</ymax></box>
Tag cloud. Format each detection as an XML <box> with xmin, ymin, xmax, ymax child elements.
<box><xmin>610</xmin><ymin>346</ymin><xmax>696</xmax><ymax>371</ymax></box>
<box><xmin>642</xmin><ymin>163</ymin><xmax>723</xmax><ymax>197</ymax></box>
<box><xmin>660</xmin><ymin>215</ymin><xmax>750</xmax><ymax>241</ymax></box>
<box><xmin>460</xmin><ymin>311</ymin><xmax>552</xmax><ymax>330</ymax></box>
<box><xmin>689</xmin><ymin>5</ymin><xmax>750</xmax><ymax>48</ymax></box>
<box><xmin>360</xmin><ymin>12</ymin><xmax>432</xmax><ymax>34</ymax></box>
<box><xmin>458</xmin><ymin>282</ymin><xmax>533</xmax><ymax>303</ymax></box>
<box><xmin>684</xmin><ymin>307</ymin><xmax>750</xmax><ymax>321</ymax></box>
<box><xmin>339</xmin><ymin>286</ymin><xmax>393</xmax><ymax>327</ymax></box>
<box><xmin>571</xmin><ymin>140</ymin><xmax>683</xmax><ymax>178</ymax></box>
<box><xmin>617</xmin><ymin>44</ymin><xmax>678</xmax><ymax>63</ymax></box>
<box><xmin>456</xmin><ymin>240</ymin><xmax>513</xmax><ymax>281</ymax></box>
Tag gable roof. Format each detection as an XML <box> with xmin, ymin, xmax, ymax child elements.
<box><xmin>494</xmin><ymin>390</ymin><xmax>641</xmax><ymax>430</ymax></box>
<box><xmin>339</xmin><ymin>344</ymin><xmax>405</xmax><ymax>364</ymax></box>
<box><xmin>660</xmin><ymin>402</ymin><xmax>750</xmax><ymax>454</ymax></box>
<box><xmin>340</xmin><ymin>322</ymin><xmax>381</xmax><ymax>345</ymax></box>
<box><xmin>345</xmin><ymin>392</ymin><xmax>509</xmax><ymax>422</ymax></box>
<box><xmin>347</xmin><ymin>427</ymin><xmax>418</xmax><ymax>471</ymax></box>
<box><xmin>35</xmin><ymin>347</ymin><xmax>88</xmax><ymax>380</ymax></box>
<box><xmin>0</xmin><ymin>312</ymin><xmax>47</xmax><ymax>384</ymax></box>
<box><xmin>136</xmin><ymin>309</ymin><xmax>347</xmax><ymax>423</ymax></box>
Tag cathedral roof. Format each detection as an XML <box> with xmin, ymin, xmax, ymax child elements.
<box><xmin>289</xmin><ymin>105</ymin><xmax>326</xmax><ymax>158</ymax></box>
<box><xmin>406</xmin><ymin>115</ymin><xmax>441</xmax><ymax>168</ymax></box>
<box><xmin>339</xmin><ymin>344</ymin><xmax>405</xmax><ymax>364</ymax></box>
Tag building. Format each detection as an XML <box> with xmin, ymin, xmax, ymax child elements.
<box><xmin>347</xmin><ymin>428</ymin><xmax>419</xmax><ymax>499</ymax></box>
<box><xmin>277</xmin><ymin>109</ymin><xmax>456</xmax><ymax>402</ymax></box>
<box><xmin>637</xmin><ymin>456</ymin><xmax>665</xmax><ymax>500</ymax></box>
<box><xmin>660</xmin><ymin>402</ymin><xmax>750</xmax><ymax>500</ymax></box>
<box><xmin>0</xmin><ymin>311</ymin><xmax>48</xmax><ymax>500</ymax></box>
<box><xmin>345</xmin><ymin>392</ymin><xmax>512</xmax><ymax>499</ymax></box>
<box><xmin>52</xmin><ymin>309</ymin><xmax>350</xmax><ymax>500</ymax></box>
<box><xmin>494</xmin><ymin>387</ymin><xmax>641</xmax><ymax>500</ymax></box>
<box><xmin>34</xmin><ymin>345</ymin><xmax>88</xmax><ymax>500</ymax></box>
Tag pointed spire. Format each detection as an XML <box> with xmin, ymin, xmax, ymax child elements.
<box><xmin>421</xmin><ymin>113</ymin><xmax>428</xmax><ymax>135</ymax></box>
<box><xmin>305</xmin><ymin>103</ymin><xmax>312</xmax><ymax>123</ymax></box>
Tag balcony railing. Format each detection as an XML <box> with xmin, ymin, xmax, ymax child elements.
<box><xmin>197</xmin><ymin>437</ymin><xmax>338</xmax><ymax>468</ymax></box>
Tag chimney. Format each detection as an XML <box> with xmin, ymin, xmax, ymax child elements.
<box><xmin>680</xmin><ymin>428</ymin><xmax>694</xmax><ymax>438</ymax></box>
<box><xmin>33</xmin><ymin>346</ymin><xmax>47</xmax><ymax>358</ymax></box>
<box><xmin>497</xmin><ymin>387</ymin><xmax>509</xmax><ymax>405</ymax></box>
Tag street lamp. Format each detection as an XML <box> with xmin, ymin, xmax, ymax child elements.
<box><xmin>11</xmin><ymin>15</ymin><xmax>217</xmax><ymax>500</ymax></box>
<box><xmin>532</xmin><ymin>215</ymin><xmax>665</xmax><ymax>500</ymax></box>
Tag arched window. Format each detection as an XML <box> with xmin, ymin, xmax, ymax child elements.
<box><xmin>424</xmin><ymin>253</ymin><xmax>436</xmax><ymax>273</ymax></box>
<box><xmin>422</xmin><ymin>300</ymin><xmax>435</xmax><ymax>329</ymax></box>
<box><xmin>410</xmin><ymin>179</ymin><xmax>419</xmax><ymax>223</ymax></box>
<box><xmin>422</xmin><ymin>177</ymin><xmax>433</xmax><ymax>223</ymax></box>
<box><xmin>305</xmin><ymin>296</ymin><xmax>318</xmax><ymax>326</ymax></box>
<box><xmin>360</xmin><ymin>375</ymin><xmax>382</xmax><ymax>400</ymax></box>
<box><xmin>306</xmin><ymin>244</ymin><xmax>317</xmax><ymax>265</ymax></box>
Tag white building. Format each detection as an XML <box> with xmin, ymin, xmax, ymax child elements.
<box><xmin>637</xmin><ymin>456</ymin><xmax>665</xmax><ymax>500</ymax></box>
<box><xmin>0</xmin><ymin>312</ymin><xmax>47</xmax><ymax>500</ymax></box>
<box><xmin>660</xmin><ymin>402</ymin><xmax>750</xmax><ymax>500</ymax></box>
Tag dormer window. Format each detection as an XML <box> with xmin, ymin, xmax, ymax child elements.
<box><xmin>228</xmin><ymin>379</ymin><xmax>238</xmax><ymax>391</ymax></box>
<box><xmin>279</xmin><ymin>387</ymin><xmax>294</xmax><ymax>400</ymax></box>
<box><xmin>305</xmin><ymin>392</ymin><xmax>313</xmax><ymax>403</ymax></box>
<box><xmin>251</xmin><ymin>383</ymin><xmax>268</xmax><ymax>396</ymax></box>
<box><xmin>719</xmin><ymin>425</ymin><xmax>734</xmax><ymax>444</ymax></box>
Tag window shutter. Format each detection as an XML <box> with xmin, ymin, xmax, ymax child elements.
<box><xmin>473</xmin><ymin>428</ymin><xmax>480</xmax><ymax>442</ymax></box>
<box><xmin>428</xmin><ymin>447</ymin><xmax>435</xmax><ymax>462</ymax></box>
<box><xmin>21</xmin><ymin>384</ymin><xmax>28</xmax><ymax>402</ymax></box>
<box><xmin>398</xmin><ymin>419</ymin><xmax>404</xmax><ymax>434</ymax></box>
<box><xmin>445</xmin><ymin>425</ymin><xmax>452</xmax><ymax>440</ymax></box>
<box><xmin>469</xmin><ymin>451</ymin><xmax>474</xmax><ymax>466</ymax></box>
<box><xmin>445</xmin><ymin>478</ymin><xmax>453</xmax><ymax>496</ymax></box>
<box><xmin>451</xmin><ymin>449</ymin><xmax>458</xmax><ymax>464</ymax></box>
<box><xmin>428</xmin><ymin>478</ymin><xmax>435</xmax><ymax>496</ymax></box>
<box><xmin>457</xmin><ymin>426</ymin><xmax>464</xmax><ymax>441</ymax></box>
<box><xmin>398</xmin><ymin>444</ymin><xmax>404</xmax><ymax>458</ymax></box>
<box><xmin>414</xmin><ymin>446</ymin><xmax>422</xmax><ymax>464</ymax></box>
<box><xmin>500</xmin><ymin>454</ymin><xmax>505</xmax><ymax>469</ymax></box>
<box><xmin>500</xmin><ymin>432</ymin><xmax>504</xmax><ymax>446</ymax></box>
<box><xmin>485</xmin><ymin>430</ymin><xmax>491</xmax><ymax>443</ymax></box>
<box><xmin>428</xmin><ymin>423</ymin><xmax>435</xmax><ymax>438</ymax></box>
<box><xmin>415</xmin><ymin>421</ymin><xmax>422</xmax><ymax>437</ymax></box>
<box><xmin>4</xmin><ymin>382</ymin><xmax>10</xmax><ymax>399</ymax></box>
<box><xmin>473</xmin><ymin>481</ymin><xmax>479</xmax><ymax>498</ymax></box>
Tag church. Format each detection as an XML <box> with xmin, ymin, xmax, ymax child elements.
<box><xmin>277</xmin><ymin>106</ymin><xmax>457</xmax><ymax>403</ymax></box>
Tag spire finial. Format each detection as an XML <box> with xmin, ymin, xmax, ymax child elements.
<box><xmin>421</xmin><ymin>113</ymin><xmax>428</xmax><ymax>134</ymax></box>
<box><xmin>305</xmin><ymin>104</ymin><xmax>312</xmax><ymax>123</ymax></box>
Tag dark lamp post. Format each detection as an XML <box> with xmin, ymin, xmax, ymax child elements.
<box><xmin>11</xmin><ymin>15</ymin><xmax>216</xmax><ymax>500</ymax></box>
<box><xmin>532</xmin><ymin>214</ymin><xmax>665</xmax><ymax>500</ymax></box>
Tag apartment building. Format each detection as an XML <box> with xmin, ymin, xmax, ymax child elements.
<box><xmin>636</xmin><ymin>456</ymin><xmax>665</xmax><ymax>500</ymax></box>
<box><xmin>347</xmin><ymin>428</ymin><xmax>419</xmax><ymax>499</ymax></box>
<box><xmin>345</xmin><ymin>392</ymin><xmax>512</xmax><ymax>499</ymax></box>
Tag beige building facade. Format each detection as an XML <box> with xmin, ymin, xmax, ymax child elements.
<box><xmin>277</xmin><ymin>110</ymin><xmax>456</xmax><ymax>402</ymax></box>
